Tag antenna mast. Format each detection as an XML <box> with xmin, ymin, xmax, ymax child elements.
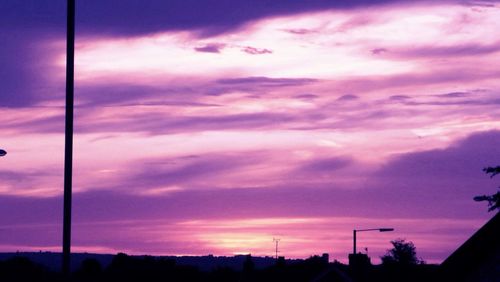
<box><xmin>273</xmin><ymin>238</ymin><xmax>281</xmax><ymax>260</ymax></box>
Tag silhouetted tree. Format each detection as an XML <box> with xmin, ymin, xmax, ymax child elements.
<box><xmin>381</xmin><ymin>239</ymin><xmax>423</xmax><ymax>266</ymax></box>
<box><xmin>474</xmin><ymin>166</ymin><xmax>500</xmax><ymax>212</ymax></box>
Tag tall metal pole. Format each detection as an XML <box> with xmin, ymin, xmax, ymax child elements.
<box><xmin>63</xmin><ymin>0</ymin><xmax>75</xmax><ymax>278</ymax></box>
<box><xmin>353</xmin><ymin>230</ymin><xmax>357</xmax><ymax>254</ymax></box>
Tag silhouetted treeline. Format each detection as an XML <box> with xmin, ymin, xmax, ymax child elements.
<box><xmin>0</xmin><ymin>252</ymin><xmax>443</xmax><ymax>282</ymax></box>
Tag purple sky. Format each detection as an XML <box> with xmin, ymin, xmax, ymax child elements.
<box><xmin>1</xmin><ymin>0</ymin><xmax>500</xmax><ymax>263</ymax></box>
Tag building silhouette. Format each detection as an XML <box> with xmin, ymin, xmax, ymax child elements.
<box><xmin>441</xmin><ymin>212</ymin><xmax>500</xmax><ymax>282</ymax></box>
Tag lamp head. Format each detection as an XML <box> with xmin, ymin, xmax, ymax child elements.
<box><xmin>379</xmin><ymin>228</ymin><xmax>394</xmax><ymax>232</ymax></box>
<box><xmin>0</xmin><ymin>149</ymin><xmax>6</xmax><ymax>156</ymax></box>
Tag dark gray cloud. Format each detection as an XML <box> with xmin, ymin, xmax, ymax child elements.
<box><xmin>0</xmin><ymin>193</ymin><xmax>61</xmax><ymax>226</ymax></box>
<box><xmin>433</xmin><ymin>91</ymin><xmax>470</xmax><ymax>98</ymax></box>
<box><xmin>0</xmin><ymin>170</ymin><xmax>34</xmax><ymax>183</ymax></box>
<box><xmin>216</xmin><ymin>76</ymin><xmax>317</xmax><ymax>87</ymax></box>
<box><xmin>116</xmin><ymin>153</ymin><xmax>261</xmax><ymax>191</ymax></box>
<box><xmin>73</xmin><ymin>76</ymin><xmax>318</xmax><ymax>107</ymax></box>
<box><xmin>396</xmin><ymin>43</ymin><xmax>500</xmax><ymax>58</ymax></box>
<box><xmin>384</xmin><ymin>90</ymin><xmax>500</xmax><ymax>109</ymax></box>
<box><xmin>0</xmin><ymin>169</ymin><xmax>58</xmax><ymax>189</ymax></box>
<box><xmin>389</xmin><ymin>95</ymin><xmax>411</xmax><ymax>100</ymax></box>
<box><xmin>0</xmin><ymin>31</ymin><xmax>64</xmax><ymax>108</ymax></box>
<box><xmin>336</xmin><ymin>94</ymin><xmax>359</xmax><ymax>101</ymax></box>
<box><xmin>298</xmin><ymin>157</ymin><xmax>353</xmax><ymax>174</ymax></box>
<box><xmin>294</xmin><ymin>94</ymin><xmax>319</xmax><ymax>100</ymax></box>
<box><xmin>72</xmin><ymin>112</ymin><xmax>299</xmax><ymax>135</ymax></box>
<box><xmin>283</xmin><ymin>28</ymin><xmax>316</xmax><ymax>35</ymax></box>
<box><xmin>124</xmin><ymin>131</ymin><xmax>499</xmax><ymax>220</ymax></box>
<box><xmin>376</xmin><ymin>130</ymin><xmax>500</xmax><ymax>179</ymax></box>
<box><xmin>1</xmin><ymin>0</ymin><xmax>419</xmax><ymax>38</ymax></box>
<box><xmin>372</xmin><ymin>43</ymin><xmax>500</xmax><ymax>58</ymax></box>
<box><xmin>332</xmin><ymin>68</ymin><xmax>500</xmax><ymax>95</ymax></box>
<box><xmin>201</xmin><ymin>76</ymin><xmax>319</xmax><ymax>96</ymax></box>
<box><xmin>2</xmin><ymin>112</ymin><xmax>65</xmax><ymax>134</ymax></box>
<box><xmin>241</xmin><ymin>46</ymin><xmax>273</xmax><ymax>55</ymax></box>
<box><xmin>403</xmin><ymin>98</ymin><xmax>500</xmax><ymax>107</ymax></box>
<box><xmin>371</xmin><ymin>48</ymin><xmax>388</xmax><ymax>55</ymax></box>
<box><xmin>1</xmin><ymin>85</ymin><xmax>310</xmax><ymax>134</ymax></box>
<box><xmin>194</xmin><ymin>43</ymin><xmax>226</xmax><ymax>53</ymax></box>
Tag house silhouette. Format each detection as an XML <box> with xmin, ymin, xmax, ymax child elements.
<box><xmin>440</xmin><ymin>212</ymin><xmax>500</xmax><ymax>282</ymax></box>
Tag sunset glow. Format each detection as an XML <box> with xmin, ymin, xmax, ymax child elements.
<box><xmin>1</xmin><ymin>0</ymin><xmax>500</xmax><ymax>264</ymax></box>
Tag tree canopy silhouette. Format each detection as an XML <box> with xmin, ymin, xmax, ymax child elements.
<box><xmin>381</xmin><ymin>239</ymin><xmax>423</xmax><ymax>266</ymax></box>
<box><xmin>474</xmin><ymin>166</ymin><xmax>500</xmax><ymax>212</ymax></box>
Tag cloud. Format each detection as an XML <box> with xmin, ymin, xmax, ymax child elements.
<box><xmin>371</xmin><ymin>47</ymin><xmax>388</xmax><ymax>55</ymax></box>
<box><xmin>294</xmin><ymin>94</ymin><xmax>318</xmax><ymax>100</ymax></box>
<box><xmin>336</xmin><ymin>94</ymin><xmax>359</xmax><ymax>101</ymax></box>
<box><xmin>241</xmin><ymin>46</ymin><xmax>273</xmax><ymax>55</ymax></box>
<box><xmin>73</xmin><ymin>76</ymin><xmax>317</xmax><ymax>107</ymax></box>
<box><xmin>0</xmin><ymin>31</ymin><xmax>64</xmax><ymax>108</ymax></box>
<box><xmin>296</xmin><ymin>157</ymin><xmax>353</xmax><ymax>175</ymax></box>
<box><xmin>87</xmin><ymin>131</ymin><xmax>500</xmax><ymax>219</ymax></box>
<box><xmin>2</xmin><ymin>112</ymin><xmax>64</xmax><ymax>134</ymax></box>
<box><xmin>402</xmin><ymin>98</ymin><xmax>500</xmax><ymax>107</ymax></box>
<box><xmin>391</xmin><ymin>43</ymin><xmax>500</xmax><ymax>58</ymax></box>
<box><xmin>370</xmin><ymin>130</ymin><xmax>500</xmax><ymax>214</ymax></box>
<box><xmin>375</xmin><ymin>130</ymin><xmax>500</xmax><ymax>180</ymax></box>
<box><xmin>194</xmin><ymin>43</ymin><xmax>226</xmax><ymax>53</ymax></box>
<box><xmin>1</xmin><ymin>0</ymin><xmax>415</xmax><ymax>38</ymax></box>
<box><xmin>434</xmin><ymin>92</ymin><xmax>469</xmax><ymax>98</ymax></box>
<box><xmin>389</xmin><ymin>95</ymin><xmax>411</xmax><ymax>100</ymax></box>
<box><xmin>0</xmin><ymin>168</ymin><xmax>61</xmax><ymax>196</ymax></box>
<box><xmin>0</xmin><ymin>170</ymin><xmax>33</xmax><ymax>183</ymax></box>
<box><xmin>216</xmin><ymin>76</ymin><xmax>317</xmax><ymax>87</ymax></box>
<box><xmin>331</xmin><ymin>68</ymin><xmax>500</xmax><ymax>94</ymax></box>
<box><xmin>113</xmin><ymin>153</ymin><xmax>263</xmax><ymax>192</ymax></box>
<box><xmin>75</xmin><ymin>112</ymin><xmax>299</xmax><ymax>135</ymax></box>
<box><xmin>1</xmin><ymin>130</ymin><xmax>498</xmax><ymax>260</ymax></box>
<box><xmin>0</xmin><ymin>188</ymin><xmax>483</xmax><ymax>260</ymax></box>
<box><xmin>0</xmin><ymin>193</ymin><xmax>61</xmax><ymax>226</ymax></box>
<box><xmin>283</xmin><ymin>28</ymin><xmax>316</xmax><ymax>35</ymax></box>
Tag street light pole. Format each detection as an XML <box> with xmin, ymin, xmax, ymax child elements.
<box><xmin>62</xmin><ymin>0</ymin><xmax>75</xmax><ymax>278</ymax></box>
<box><xmin>353</xmin><ymin>229</ymin><xmax>356</xmax><ymax>254</ymax></box>
<box><xmin>353</xmin><ymin>228</ymin><xmax>394</xmax><ymax>254</ymax></box>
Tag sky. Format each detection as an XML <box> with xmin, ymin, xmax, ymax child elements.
<box><xmin>1</xmin><ymin>0</ymin><xmax>500</xmax><ymax>264</ymax></box>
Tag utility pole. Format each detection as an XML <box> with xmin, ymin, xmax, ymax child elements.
<box><xmin>62</xmin><ymin>0</ymin><xmax>75</xmax><ymax>279</ymax></box>
<box><xmin>273</xmin><ymin>238</ymin><xmax>280</xmax><ymax>260</ymax></box>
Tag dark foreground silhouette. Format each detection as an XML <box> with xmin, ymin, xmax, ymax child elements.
<box><xmin>0</xmin><ymin>252</ymin><xmax>443</xmax><ymax>282</ymax></box>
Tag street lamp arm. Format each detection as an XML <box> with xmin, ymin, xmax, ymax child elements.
<box><xmin>355</xmin><ymin>228</ymin><xmax>394</xmax><ymax>232</ymax></box>
<box><xmin>353</xmin><ymin>227</ymin><xmax>394</xmax><ymax>254</ymax></box>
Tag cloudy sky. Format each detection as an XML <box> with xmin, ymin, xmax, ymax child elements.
<box><xmin>1</xmin><ymin>0</ymin><xmax>499</xmax><ymax>263</ymax></box>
